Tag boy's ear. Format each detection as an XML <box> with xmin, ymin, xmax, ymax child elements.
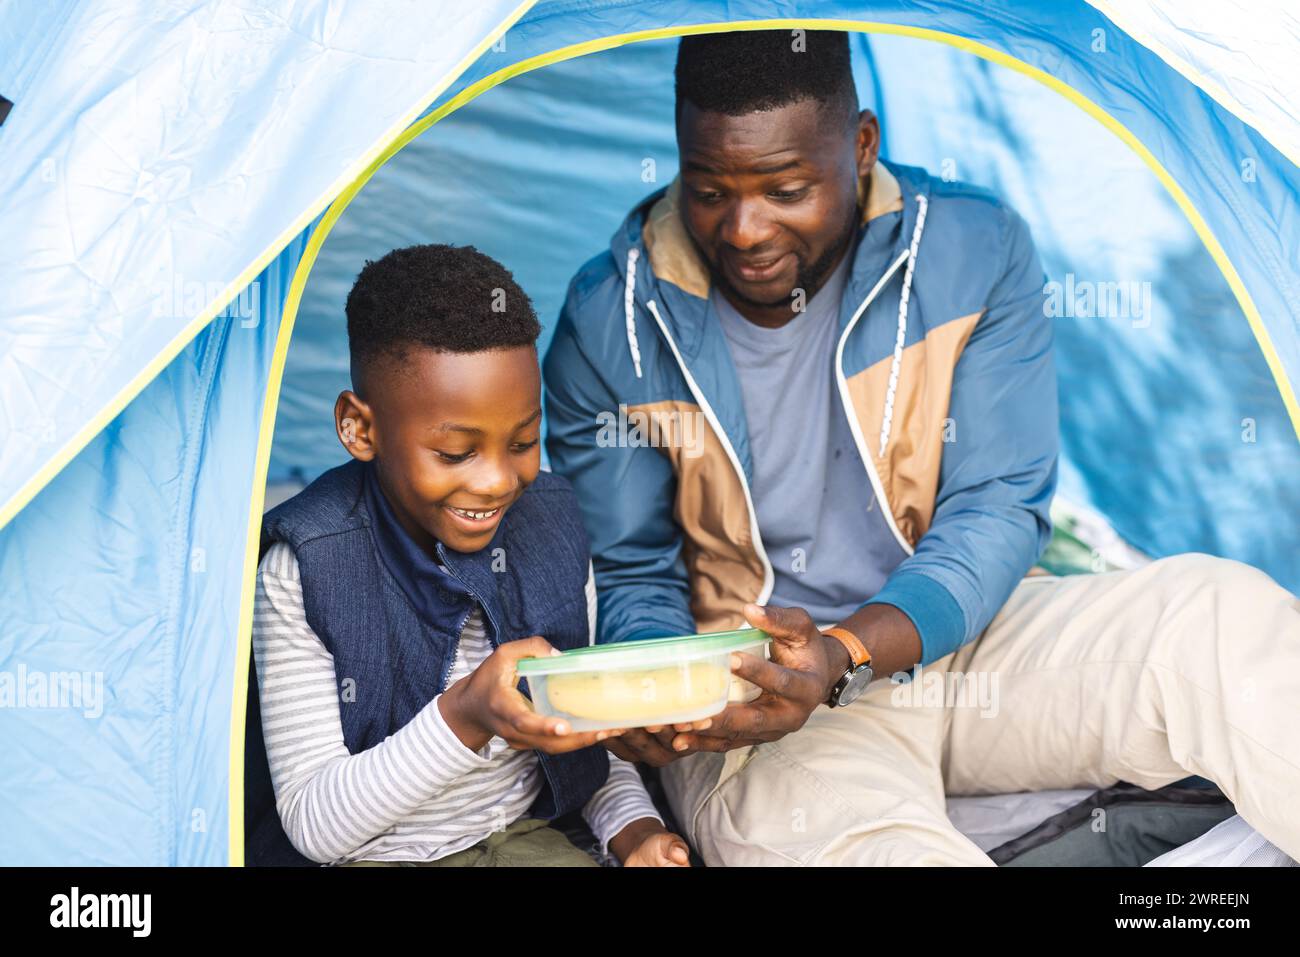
<box><xmin>335</xmin><ymin>390</ymin><xmax>377</xmax><ymax>461</ymax></box>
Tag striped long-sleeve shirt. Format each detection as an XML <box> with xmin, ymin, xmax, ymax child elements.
<box><xmin>252</xmin><ymin>541</ymin><xmax>660</xmax><ymax>865</ymax></box>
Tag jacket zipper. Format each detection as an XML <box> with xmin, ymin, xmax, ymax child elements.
<box><xmin>644</xmin><ymin>299</ymin><xmax>774</xmax><ymax>606</ymax></box>
<box><xmin>834</xmin><ymin>248</ymin><xmax>916</xmax><ymax>556</ymax></box>
<box><xmin>639</xmin><ymin>239</ymin><xmax>918</xmax><ymax>602</ymax></box>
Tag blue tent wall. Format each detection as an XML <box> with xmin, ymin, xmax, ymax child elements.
<box><xmin>0</xmin><ymin>233</ymin><xmax>309</xmax><ymax>865</ymax></box>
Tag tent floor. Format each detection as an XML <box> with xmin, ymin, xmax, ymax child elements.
<box><xmin>552</xmin><ymin>768</ymin><xmax>1295</xmax><ymax>867</ymax></box>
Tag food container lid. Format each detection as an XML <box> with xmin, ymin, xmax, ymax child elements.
<box><xmin>515</xmin><ymin>628</ymin><xmax>768</xmax><ymax>676</ymax></box>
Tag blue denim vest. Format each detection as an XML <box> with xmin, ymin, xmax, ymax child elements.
<box><xmin>244</xmin><ymin>459</ymin><xmax>608</xmax><ymax>865</ymax></box>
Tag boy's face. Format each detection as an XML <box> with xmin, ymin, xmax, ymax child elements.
<box><xmin>335</xmin><ymin>345</ymin><xmax>542</xmax><ymax>555</ymax></box>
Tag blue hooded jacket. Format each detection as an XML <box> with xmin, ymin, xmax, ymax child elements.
<box><xmin>544</xmin><ymin>160</ymin><xmax>1059</xmax><ymax>664</ymax></box>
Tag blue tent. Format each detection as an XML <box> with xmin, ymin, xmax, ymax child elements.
<box><xmin>1</xmin><ymin>0</ymin><xmax>1297</xmax><ymax>865</ymax></box>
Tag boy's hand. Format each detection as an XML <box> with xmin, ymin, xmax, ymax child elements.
<box><xmin>609</xmin><ymin>817</ymin><xmax>690</xmax><ymax>867</ymax></box>
<box><xmin>439</xmin><ymin>636</ymin><xmax>628</xmax><ymax>755</ymax></box>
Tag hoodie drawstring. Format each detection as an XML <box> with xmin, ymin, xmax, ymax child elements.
<box><xmin>624</xmin><ymin>247</ymin><xmax>643</xmax><ymax>378</ymax></box>
<box><xmin>623</xmin><ymin>193</ymin><xmax>929</xmax><ymax>435</ymax></box>
<box><xmin>878</xmin><ymin>194</ymin><xmax>929</xmax><ymax>458</ymax></box>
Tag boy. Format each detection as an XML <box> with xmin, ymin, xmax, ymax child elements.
<box><xmin>248</xmin><ymin>244</ymin><xmax>689</xmax><ymax>866</ymax></box>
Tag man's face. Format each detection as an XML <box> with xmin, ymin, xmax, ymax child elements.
<box><xmin>678</xmin><ymin>98</ymin><xmax>877</xmax><ymax>326</ymax></box>
<box><xmin>337</xmin><ymin>345</ymin><xmax>542</xmax><ymax>555</ymax></box>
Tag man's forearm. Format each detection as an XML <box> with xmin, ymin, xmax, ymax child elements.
<box><xmin>828</xmin><ymin>602</ymin><xmax>923</xmax><ymax>680</ymax></box>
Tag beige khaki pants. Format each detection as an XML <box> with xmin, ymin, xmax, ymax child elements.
<box><xmin>662</xmin><ymin>554</ymin><xmax>1300</xmax><ymax>865</ymax></box>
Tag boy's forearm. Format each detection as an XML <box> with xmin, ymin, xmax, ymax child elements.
<box><xmin>437</xmin><ymin>679</ymin><xmax>492</xmax><ymax>752</ymax></box>
<box><xmin>582</xmin><ymin>753</ymin><xmax>663</xmax><ymax>856</ymax></box>
<box><xmin>273</xmin><ymin>693</ymin><xmax>489</xmax><ymax>862</ymax></box>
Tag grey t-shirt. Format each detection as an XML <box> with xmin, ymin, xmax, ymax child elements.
<box><xmin>713</xmin><ymin>249</ymin><xmax>908</xmax><ymax>624</ymax></box>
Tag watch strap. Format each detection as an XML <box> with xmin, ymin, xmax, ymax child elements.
<box><xmin>822</xmin><ymin>626</ymin><xmax>871</xmax><ymax>668</ymax></box>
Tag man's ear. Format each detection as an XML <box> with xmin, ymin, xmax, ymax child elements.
<box><xmin>335</xmin><ymin>390</ymin><xmax>377</xmax><ymax>461</ymax></box>
<box><xmin>854</xmin><ymin>109</ymin><xmax>881</xmax><ymax>180</ymax></box>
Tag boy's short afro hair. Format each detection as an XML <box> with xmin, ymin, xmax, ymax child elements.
<box><xmin>675</xmin><ymin>29</ymin><xmax>857</xmax><ymax>124</ymax></box>
<box><xmin>345</xmin><ymin>243</ymin><xmax>541</xmax><ymax>384</ymax></box>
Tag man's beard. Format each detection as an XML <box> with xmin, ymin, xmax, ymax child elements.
<box><xmin>708</xmin><ymin>208</ymin><xmax>859</xmax><ymax>312</ymax></box>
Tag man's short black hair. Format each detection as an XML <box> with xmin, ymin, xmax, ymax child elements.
<box><xmin>345</xmin><ymin>243</ymin><xmax>541</xmax><ymax>388</ymax></box>
<box><xmin>674</xmin><ymin>29</ymin><xmax>857</xmax><ymax>126</ymax></box>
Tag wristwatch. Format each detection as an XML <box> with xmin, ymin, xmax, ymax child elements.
<box><xmin>822</xmin><ymin>626</ymin><xmax>874</xmax><ymax>708</ymax></box>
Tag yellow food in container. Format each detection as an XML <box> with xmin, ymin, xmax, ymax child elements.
<box><xmin>516</xmin><ymin>628</ymin><xmax>770</xmax><ymax>731</ymax></box>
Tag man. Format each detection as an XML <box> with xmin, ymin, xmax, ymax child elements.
<box><xmin>543</xmin><ymin>30</ymin><xmax>1300</xmax><ymax>865</ymax></box>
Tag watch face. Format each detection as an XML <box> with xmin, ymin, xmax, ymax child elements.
<box><xmin>837</xmin><ymin>665</ymin><xmax>874</xmax><ymax>707</ymax></box>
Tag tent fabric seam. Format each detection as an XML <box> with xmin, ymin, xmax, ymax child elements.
<box><xmin>162</xmin><ymin>323</ymin><xmax>228</xmax><ymax>864</ymax></box>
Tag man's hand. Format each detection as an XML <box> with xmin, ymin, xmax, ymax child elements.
<box><xmin>667</xmin><ymin>603</ymin><xmax>850</xmax><ymax>754</ymax></box>
<box><xmin>439</xmin><ymin>636</ymin><xmax>628</xmax><ymax>755</ymax></box>
<box><xmin>602</xmin><ymin>601</ymin><xmax>923</xmax><ymax>762</ymax></box>
<box><xmin>599</xmin><ymin>595</ymin><xmax>925</xmax><ymax>763</ymax></box>
<box><xmin>602</xmin><ymin>718</ymin><xmax>714</xmax><ymax>767</ymax></box>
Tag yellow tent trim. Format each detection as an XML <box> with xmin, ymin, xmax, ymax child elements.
<box><xmin>1087</xmin><ymin>0</ymin><xmax>1300</xmax><ymax>170</ymax></box>
<box><xmin>223</xmin><ymin>0</ymin><xmax>537</xmax><ymax>866</ymax></box>
<box><xmin>229</xmin><ymin>17</ymin><xmax>1300</xmax><ymax>864</ymax></box>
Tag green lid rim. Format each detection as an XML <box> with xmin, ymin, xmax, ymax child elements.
<box><xmin>515</xmin><ymin>628</ymin><xmax>768</xmax><ymax>676</ymax></box>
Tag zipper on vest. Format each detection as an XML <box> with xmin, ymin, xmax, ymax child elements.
<box><xmin>834</xmin><ymin>248</ymin><xmax>916</xmax><ymax>557</ymax></box>
<box><xmin>644</xmin><ymin>299</ymin><xmax>774</xmax><ymax>606</ymax></box>
<box><xmin>432</xmin><ymin>555</ymin><xmax>489</xmax><ymax>691</ymax></box>
<box><xmin>436</xmin><ymin>558</ymin><xmax>570</xmax><ymax>815</ymax></box>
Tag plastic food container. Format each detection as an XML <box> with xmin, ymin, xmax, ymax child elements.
<box><xmin>516</xmin><ymin>628</ymin><xmax>770</xmax><ymax>731</ymax></box>
<box><xmin>729</xmin><ymin>632</ymin><xmax>770</xmax><ymax>703</ymax></box>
